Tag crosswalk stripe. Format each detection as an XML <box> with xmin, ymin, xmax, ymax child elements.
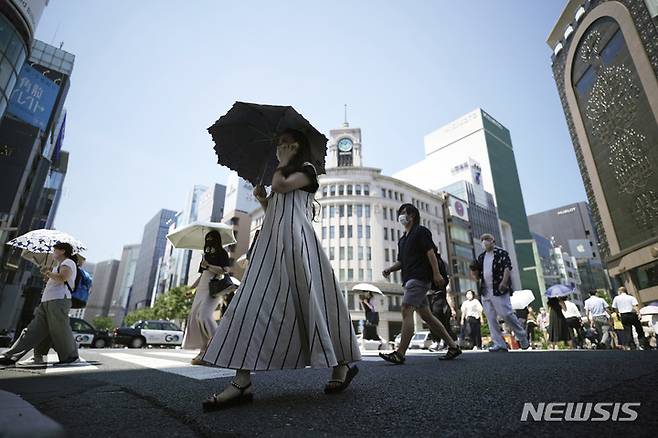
<box><xmin>100</xmin><ymin>352</ymin><xmax>236</xmax><ymax>380</ymax></box>
<box><xmin>140</xmin><ymin>350</ymin><xmax>199</xmax><ymax>359</ymax></box>
<box><xmin>44</xmin><ymin>354</ymin><xmax>98</xmax><ymax>374</ymax></box>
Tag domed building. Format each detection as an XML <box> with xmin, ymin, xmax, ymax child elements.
<box><xmin>251</xmin><ymin>119</ymin><xmax>450</xmax><ymax>341</ymax></box>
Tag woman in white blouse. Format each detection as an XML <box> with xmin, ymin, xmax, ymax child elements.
<box><xmin>460</xmin><ymin>290</ymin><xmax>483</xmax><ymax>349</ymax></box>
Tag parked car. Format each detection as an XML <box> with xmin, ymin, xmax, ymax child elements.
<box><xmin>409</xmin><ymin>331</ymin><xmax>433</xmax><ymax>349</ymax></box>
<box><xmin>114</xmin><ymin>320</ymin><xmax>184</xmax><ymax>348</ymax></box>
<box><xmin>70</xmin><ymin>317</ymin><xmax>113</xmax><ymax>348</ymax></box>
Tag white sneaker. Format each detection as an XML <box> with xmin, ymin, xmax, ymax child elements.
<box><xmin>472</xmin><ymin>346</ymin><xmax>479</xmax><ymax>351</ymax></box>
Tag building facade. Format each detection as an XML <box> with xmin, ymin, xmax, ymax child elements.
<box><xmin>394</xmin><ymin>109</ymin><xmax>541</xmax><ymax>304</ymax></box>
<box><xmin>0</xmin><ymin>39</ymin><xmax>74</xmax><ymax>333</ymax></box>
<box><xmin>250</xmin><ymin>122</ymin><xmax>449</xmax><ymax>341</ymax></box>
<box><xmin>108</xmin><ymin>244</ymin><xmax>140</xmax><ymax>326</ymax></box>
<box><xmin>129</xmin><ymin>209</ymin><xmax>177</xmax><ymax>311</ymax></box>
<box><xmin>0</xmin><ymin>0</ymin><xmax>49</xmax><ymax>118</ymax></box>
<box><xmin>547</xmin><ymin>0</ymin><xmax>658</xmax><ymax>303</ymax></box>
<box><xmin>528</xmin><ymin>201</ymin><xmax>609</xmax><ymax>294</ymax></box>
<box><xmin>83</xmin><ymin>259</ymin><xmax>120</xmax><ymax>321</ymax></box>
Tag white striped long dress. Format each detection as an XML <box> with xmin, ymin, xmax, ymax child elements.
<box><xmin>202</xmin><ymin>189</ymin><xmax>361</xmax><ymax>371</ymax></box>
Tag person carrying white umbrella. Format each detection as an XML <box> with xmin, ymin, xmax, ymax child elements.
<box><xmin>167</xmin><ymin>222</ymin><xmax>237</xmax><ymax>365</ymax></box>
<box><xmin>1</xmin><ymin>232</ymin><xmax>85</xmax><ymax>366</ymax></box>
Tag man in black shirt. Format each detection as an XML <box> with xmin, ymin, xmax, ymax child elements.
<box><xmin>379</xmin><ymin>204</ymin><xmax>462</xmax><ymax>363</ymax></box>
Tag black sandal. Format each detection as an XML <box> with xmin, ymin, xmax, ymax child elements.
<box><xmin>202</xmin><ymin>381</ymin><xmax>254</xmax><ymax>412</ymax></box>
<box><xmin>439</xmin><ymin>346</ymin><xmax>462</xmax><ymax>360</ymax></box>
<box><xmin>324</xmin><ymin>365</ymin><xmax>359</xmax><ymax>394</ymax></box>
<box><xmin>0</xmin><ymin>356</ymin><xmax>17</xmax><ymax>367</ymax></box>
<box><xmin>379</xmin><ymin>351</ymin><xmax>405</xmax><ymax>365</ymax></box>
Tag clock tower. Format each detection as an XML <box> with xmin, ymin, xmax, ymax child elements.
<box><xmin>327</xmin><ymin>108</ymin><xmax>363</xmax><ymax>168</ymax></box>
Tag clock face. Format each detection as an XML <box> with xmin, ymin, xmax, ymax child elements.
<box><xmin>337</xmin><ymin>138</ymin><xmax>353</xmax><ymax>152</ymax></box>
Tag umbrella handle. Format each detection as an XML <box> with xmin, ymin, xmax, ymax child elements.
<box><xmin>258</xmin><ymin>160</ymin><xmax>272</xmax><ymax>186</ymax></box>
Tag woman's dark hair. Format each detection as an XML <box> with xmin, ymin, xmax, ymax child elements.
<box><xmin>469</xmin><ymin>260</ymin><xmax>480</xmax><ymax>272</ymax></box>
<box><xmin>277</xmin><ymin>128</ymin><xmax>321</xmax><ymax>221</ymax></box>
<box><xmin>277</xmin><ymin>128</ymin><xmax>313</xmax><ymax>178</ymax></box>
<box><xmin>53</xmin><ymin>242</ymin><xmax>74</xmax><ymax>258</ymax></box>
<box><xmin>397</xmin><ymin>203</ymin><xmax>420</xmax><ymax>225</ymax></box>
<box><xmin>205</xmin><ymin>231</ymin><xmax>223</xmax><ymax>249</ymax></box>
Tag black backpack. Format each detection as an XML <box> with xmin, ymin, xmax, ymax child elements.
<box><xmin>431</xmin><ymin>246</ymin><xmax>450</xmax><ymax>291</ymax></box>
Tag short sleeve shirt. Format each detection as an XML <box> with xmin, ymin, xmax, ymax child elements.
<box><xmin>612</xmin><ymin>294</ymin><xmax>638</xmax><ymax>313</ymax></box>
<box><xmin>42</xmin><ymin>258</ymin><xmax>77</xmax><ymax>302</ymax></box>
<box><xmin>398</xmin><ymin>225</ymin><xmax>435</xmax><ymax>284</ymax></box>
<box><xmin>299</xmin><ymin>163</ymin><xmax>319</xmax><ymax>193</ymax></box>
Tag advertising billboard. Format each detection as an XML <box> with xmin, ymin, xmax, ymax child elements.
<box><xmin>7</xmin><ymin>63</ymin><xmax>59</xmax><ymax>131</ymax></box>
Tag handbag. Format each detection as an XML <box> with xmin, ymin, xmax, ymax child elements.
<box><xmin>209</xmin><ymin>274</ymin><xmax>236</xmax><ymax>298</ymax></box>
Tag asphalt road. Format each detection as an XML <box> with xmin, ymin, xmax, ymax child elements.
<box><xmin>1</xmin><ymin>348</ymin><xmax>657</xmax><ymax>437</ymax></box>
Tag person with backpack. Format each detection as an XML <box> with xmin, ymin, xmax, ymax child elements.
<box><xmin>475</xmin><ymin>233</ymin><xmax>529</xmax><ymax>352</ymax></box>
<box><xmin>0</xmin><ymin>242</ymin><xmax>79</xmax><ymax>366</ymax></box>
<box><xmin>379</xmin><ymin>203</ymin><xmax>462</xmax><ymax>364</ymax></box>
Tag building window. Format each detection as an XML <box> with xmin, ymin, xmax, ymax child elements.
<box><xmin>347</xmin><ymin>205</ymin><xmax>353</xmax><ymax>217</ymax></box>
<box><xmin>364</xmin><ymin>185</ymin><xmax>370</xmax><ymax>196</ymax></box>
<box><xmin>383</xmin><ymin>208</ymin><xmax>388</xmax><ymax>220</ymax></box>
<box><xmin>355</xmin><ymin>185</ymin><xmax>362</xmax><ymax>195</ymax></box>
<box><xmin>388</xmin><ymin>190</ymin><xmax>392</xmax><ymax>199</ymax></box>
<box><xmin>365</xmin><ymin>205</ymin><xmax>371</xmax><ymax>218</ymax></box>
<box><xmin>347</xmin><ymin>185</ymin><xmax>353</xmax><ymax>195</ymax></box>
<box><xmin>384</xmin><ymin>228</ymin><xmax>388</xmax><ymax>240</ymax></box>
<box><xmin>339</xmin><ymin>205</ymin><xmax>345</xmax><ymax>217</ymax></box>
<box><xmin>382</xmin><ymin>188</ymin><xmax>387</xmax><ymax>198</ymax></box>
<box><xmin>322</xmin><ymin>207</ymin><xmax>327</xmax><ymax>219</ymax></box>
<box><xmin>330</xmin><ymin>247</ymin><xmax>335</xmax><ymax>260</ymax></box>
<box><xmin>356</xmin><ymin>205</ymin><xmax>363</xmax><ymax>217</ymax></box>
<box><xmin>330</xmin><ymin>185</ymin><xmax>336</xmax><ymax>196</ymax></box>
<box><xmin>359</xmin><ymin>246</ymin><xmax>364</xmax><ymax>260</ymax></box>
<box><xmin>385</xmin><ymin>249</ymin><xmax>390</xmax><ymax>262</ymax></box>
<box><xmin>367</xmin><ymin>269</ymin><xmax>373</xmax><ymax>281</ymax></box>
<box><xmin>367</xmin><ymin>247</ymin><xmax>372</xmax><ymax>260</ymax></box>
<box><xmin>322</xmin><ymin>186</ymin><xmax>328</xmax><ymax>197</ymax></box>
<box><xmin>338</xmin><ymin>185</ymin><xmax>344</xmax><ymax>196</ymax></box>
<box><xmin>339</xmin><ymin>247</ymin><xmax>345</xmax><ymax>260</ymax></box>
<box><xmin>358</xmin><ymin>225</ymin><xmax>363</xmax><ymax>239</ymax></box>
<box><xmin>348</xmin><ymin>247</ymin><xmax>353</xmax><ymax>260</ymax></box>
<box><xmin>347</xmin><ymin>269</ymin><xmax>354</xmax><ymax>281</ymax></box>
<box><xmin>330</xmin><ymin>205</ymin><xmax>336</xmax><ymax>217</ymax></box>
<box><xmin>394</xmin><ymin>192</ymin><xmax>399</xmax><ymax>201</ymax></box>
<box><xmin>347</xmin><ymin>225</ymin><xmax>353</xmax><ymax>238</ymax></box>
<box><xmin>366</xmin><ymin>226</ymin><xmax>371</xmax><ymax>239</ymax></box>
<box><xmin>340</xmin><ymin>269</ymin><xmax>345</xmax><ymax>281</ymax></box>
<box><xmin>340</xmin><ymin>226</ymin><xmax>345</xmax><ymax>238</ymax></box>
<box><xmin>392</xmin><ymin>249</ymin><xmax>397</xmax><ymax>261</ymax></box>
<box><xmin>330</xmin><ymin>226</ymin><xmax>335</xmax><ymax>239</ymax></box>
<box><xmin>322</xmin><ymin>227</ymin><xmax>327</xmax><ymax>239</ymax></box>
<box><xmin>399</xmin><ymin>193</ymin><xmax>404</xmax><ymax>202</ymax></box>
<box><xmin>630</xmin><ymin>260</ymin><xmax>658</xmax><ymax>290</ymax></box>
<box><xmin>359</xmin><ymin>269</ymin><xmax>364</xmax><ymax>281</ymax></box>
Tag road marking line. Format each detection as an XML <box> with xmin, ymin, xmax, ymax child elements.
<box><xmin>45</xmin><ymin>354</ymin><xmax>98</xmax><ymax>374</ymax></box>
<box><xmin>100</xmin><ymin>352</ymin><xmax>235</xmax><ymax>380</ymax></box>
<box><xmin>140</xmin><ymin>350</ymin><xmax>199</xmax><ymax>359</ymax></box>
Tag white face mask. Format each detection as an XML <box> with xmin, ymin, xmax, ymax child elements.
<box><xmin>398</xmin><ymin>214</ymin><xmax>410</xmax><ymax>226</ymax></box>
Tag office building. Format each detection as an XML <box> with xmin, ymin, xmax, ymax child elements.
<box><xmin>108</xmin><ymin>244</ymin><xmax>140</xmax><ymax>326</ymax></box>
<box><xmin>394</xmin><ymin>109</ymin><xmax>541</xmax><ymax>304</ymax></box>
<box><xmin>84</xmin><ymin>259</ymin><xmax>120</xmax><ymax>321</ymax></box>
<box><xmin>129</xmin><ymin>209</ymin><xmax>177</xmax><ymax>311</ymax></box>
<box><xmin>547</xmin><ymin>0</ymin><xmax>658</xmax><ymax>303</ymax></box>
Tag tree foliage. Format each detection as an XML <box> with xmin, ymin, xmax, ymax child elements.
<box><xmin>122</xmin><ymin>286</ymin><xmax>193</xmax><ymax>327</ymax></box>
<box><xmin>91</xmin><ymin>316</ymin><xmax>115</xmax><ymax>331</ymax></box>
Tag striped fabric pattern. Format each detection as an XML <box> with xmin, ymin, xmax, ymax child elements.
<box><xmin>203</xmin><ymin>190</ymin><xmax>361</xmax><ymax>370</ymax></box>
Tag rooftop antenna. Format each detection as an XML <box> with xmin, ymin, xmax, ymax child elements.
<box><xmin>51</xmin><ymin>21</ymin><xmax>61</xmax><ymax>45</ymax></box>
<box><xmin>343</xmin><ymin>104</ymin><xmax>349</xmax><ymax>128</ymax></box>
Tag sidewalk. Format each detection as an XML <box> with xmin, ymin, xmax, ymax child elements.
<box><xmin>0</xmin><ymin>390</ymin><xmax>63</xmax><ymax>438</ymax></box>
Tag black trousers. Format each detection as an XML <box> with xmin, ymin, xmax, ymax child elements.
<box><xmin>566</xmin><ymin>317</ymin><xmax>584</xmax><ymax>346</ymax></box>
<box><xmin>620</xmin><ymin>312</ymin><xmax>645</xmax><ymax>346</ymax></box>
<box><xmin>466</xmin><ymin>317</ymin><xmax>482</xmax><ymax>348</ymax></box>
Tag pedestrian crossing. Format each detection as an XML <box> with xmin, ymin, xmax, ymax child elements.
<box><xmin>99</xmin><ymin>351</ymin><xmax>236</xmax><ymax>380</ymax></box>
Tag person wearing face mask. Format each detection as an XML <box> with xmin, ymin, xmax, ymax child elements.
<box><xmin>183</xmin><ymin>231</ymin><xmax>232</xmax><ymax>365</ymax></box>
<box><xmin>379</xmin><ymin>204</ymin><xmax>462</xmax><ymax>364</ymax></box>
<box><xmin>0</xmin><ymin>242</ymin><xmax>79</xmax><ymax>366</ymax></box>
<box><xmin>201</xmin><ymin>129</ymin><xmax>361</xmax><ymax>411</ymax></box>
<box><xmin>537</xmin><ymin>307</ymin><xmax>549</xmax><ymax>346</ymax></box>
<box><xmin>475</xmin><ymin>233</ymin><xmax>529</xmax><ymax>352</ymax></box>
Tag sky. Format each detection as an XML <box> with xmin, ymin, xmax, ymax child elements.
<box><xmin>34</xmin><ymin>0</ymin><xmax>585</xmax><ymax>263</ymax></box>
